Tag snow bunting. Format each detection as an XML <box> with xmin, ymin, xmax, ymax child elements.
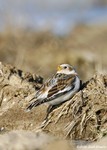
<box><xmin>26</xmin><ymin>64</ymin><xmax>80</xmax><ymax>119</ymax></box>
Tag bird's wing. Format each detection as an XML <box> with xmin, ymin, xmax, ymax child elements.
<box><xmin>26</xmin><ymin>74</ymin><xmax>76</xmax><ymax>111</ymax></box>
<box><xmin>33</xmin><ymin>74</ymin><xmax>58</xmax><ymax>99</ymax></box>
<box><xmin>47</xmin><ymin>74</ymin><xmax>76</xmax><ymax>99</ymax></box>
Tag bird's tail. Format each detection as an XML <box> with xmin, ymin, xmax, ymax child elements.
<box><xmin>26</xmin><ymin>99</ymin><xmax>41</xmax><ymax>112</ymax></box>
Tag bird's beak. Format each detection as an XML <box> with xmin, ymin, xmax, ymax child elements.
<box><xmin>57</xmin><ymin>66</ymin><xmax>62</xmax><ymax>71</ymax></box>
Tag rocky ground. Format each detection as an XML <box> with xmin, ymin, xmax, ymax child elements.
<box><xmin>0</xmin><ymin>62</ymin><xmax>106</xmax><ymax>150</ymax></box>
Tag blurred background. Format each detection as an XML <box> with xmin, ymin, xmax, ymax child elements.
<box><xmin>0</xmin><ymin>0</ymin><xmax>107</xmax><ymax>81</ymax></box>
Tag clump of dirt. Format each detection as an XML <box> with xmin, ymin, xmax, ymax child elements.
<box><xmin>0</xmin><ymin>62</ymin><xmax>43</xmax><ymax>113</ymax></box>
<box><xmin>0</xmin><ymin>62</ymin><xmax>106</xmax><ymax>143</ymax></box>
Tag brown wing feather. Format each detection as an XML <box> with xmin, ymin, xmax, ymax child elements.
<box><xmin>47</xmin><ymin>75</ymin><xmax>76</xmax><ymax>98</ymax></box>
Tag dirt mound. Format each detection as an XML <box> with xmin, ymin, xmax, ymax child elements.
<box><xmin>0</xmin><ymin>62</ymin><xmax>106</xmax><ymax>143</ymax></box>
<box><xmin>43</xmin><ymin>74</ymin><xmax>107</xmax><ymax>141</ymax></box>
<box><xmin>0</xmin><ymin>62</ymin><xmax>43</xmax><ymax>114</ymax></box>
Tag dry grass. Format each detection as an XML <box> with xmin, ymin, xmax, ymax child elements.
<box><xmin>0</xmin><ymin>25</ymin><xmax>106</xmax><ymax>81</ymax></box>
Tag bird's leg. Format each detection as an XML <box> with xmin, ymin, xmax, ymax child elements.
<box><xmin>40</xmin><ymin>102</ymin><xmax>65</xmax><ymax>128</ymax></box>
<box><xmin>44</xmin><ymin>105</ymin><xmax>53</xmax><ymax>121</ymax></box>
<box><xmin>40</xmin><ymin>105</ymin><xmax>59</xmax><ymax>128</ymax></box>
<box><xmin>40</xmin><ymin>105</ymin><xmax>53</xmax><ymax>128</ymax></box>
<box><xmin>44</xmin><ymin>103</ymin><xmax>65</xmax><ymax>121</ymax></box>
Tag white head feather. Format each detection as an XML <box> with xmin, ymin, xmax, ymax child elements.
<box><xmin>57</xmin><ymin>64</ymin><xmax>77</xmax><ymax>75</ymax></box>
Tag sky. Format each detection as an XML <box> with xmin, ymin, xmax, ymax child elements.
<box><xmin>0</xmin><ymin>0</ymin><xmax>107</xmax><ymax>34</ymax></box>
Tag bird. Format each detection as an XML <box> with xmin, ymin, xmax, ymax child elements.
<box><xmin>26</xmin><ymin>64</ymin><xmax>81</xmax><ymax>120</ymax></box>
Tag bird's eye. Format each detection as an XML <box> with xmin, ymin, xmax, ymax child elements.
<box><xmin>64</xmin><ymin>66</ymin><xmax>67</xmax><ymax>69</ymax></box>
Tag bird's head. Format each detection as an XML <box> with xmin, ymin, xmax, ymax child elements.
<box><xmin>57</xmin><ymin>64</ymin><xmax>77</xmax><ymax>75</ymax></box>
